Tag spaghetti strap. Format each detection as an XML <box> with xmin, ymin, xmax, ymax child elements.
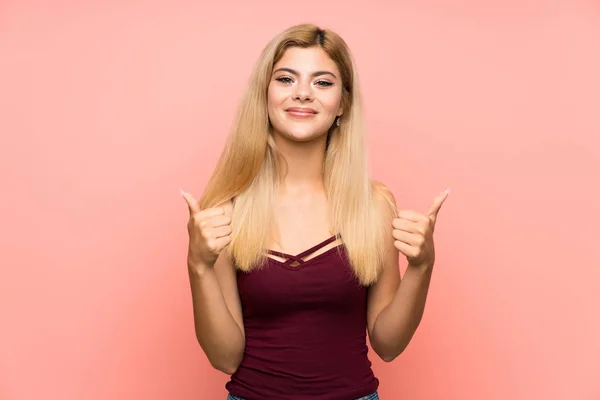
<box><xmin>267</xmin><ymin>234</ymin><xmax>339</xmax><ymax>266</ymax></box>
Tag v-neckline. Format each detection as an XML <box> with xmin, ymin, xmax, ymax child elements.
<box><xmin>266</xmin><ymin>234</ymin><xmax>342</xmax><ymax>270</ymax></box>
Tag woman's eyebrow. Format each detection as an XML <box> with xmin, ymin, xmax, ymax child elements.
<box><xmin>273</xmin><ymin>67</ymin><xmax>337</xmax><ymax>79</ymax></box>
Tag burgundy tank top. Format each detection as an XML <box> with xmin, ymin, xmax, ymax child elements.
<box><xmin>225</xmin><ymin>235</ymin><xmax>379</xmax><ymax>400</ymax></box>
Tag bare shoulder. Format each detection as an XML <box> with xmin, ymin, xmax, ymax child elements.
<box><xmin>371</xmin><ymin>180</ymin><xmax>398</xmax><ymax>218</ymax></box>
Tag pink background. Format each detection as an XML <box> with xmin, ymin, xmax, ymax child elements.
<box><xmin>1</xmin><ymin>1</ymin><xmax>599</xmax><ymax>399</ymax></box>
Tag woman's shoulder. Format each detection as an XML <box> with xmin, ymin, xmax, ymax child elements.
<box><xmin>371</xmin><ymin>179</ymin><xmax>398</xmax><ymax>216</ymax></box>
<box><xmin>371</xmin><ymin>180</ymin><xmax>396</xmax><ymax>203</ymax></box>
<box><xmin>371</xmin><ymin>179</ymin><xmax>392</xmax><ymax>194</ymax></box>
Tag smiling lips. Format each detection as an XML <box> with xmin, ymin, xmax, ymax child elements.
<box><xmin>286</xmin><ymin>107</ymin><xmax>318</xmax><ymax>119</ymax></box>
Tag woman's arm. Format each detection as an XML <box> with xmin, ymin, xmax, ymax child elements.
<box><xmin>366</xmin><ymin>183</ymin><xmax>436</xmax><ymax>362</ymax></box>
<box><xmin>187</xmin><ymin>201</ymin><xmax>245</xmax><ymax>375</ymax></box>
<box><xmin>188</xmin><ymin>251</ymin><xmax>245</xmax><ymax>374</ymax></box>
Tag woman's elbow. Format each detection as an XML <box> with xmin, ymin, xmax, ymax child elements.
<box><xmin>372</xmin><ymin>341</ymin><xmax>405</xmax><ymax>363</ymax></box>
<box><xmin>380</xmin><ymin>352</ymin><xmax>399</xmax><ymax>363</ymax></box>
<box><xmin>210</xmin><ymin>352</ymin><xmax>244</xmax><ymax>375</ymax></box>
<box><xmin>213</xmin><ymin>361</ymin><xmax>239</xmax><ymax>375</ymax></box>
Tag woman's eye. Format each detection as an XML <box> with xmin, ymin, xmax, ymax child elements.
<box><xmin>315</xmin><ymin>80</ymin><xmax>333</xmax><ymax>87</ymax></box>
<box><xmin>276</xmin><ymin>77</ymin><xmax>293</xmax><ymax>84</ymax></box>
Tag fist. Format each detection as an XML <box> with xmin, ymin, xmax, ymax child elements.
<box><xmin>180</xmin><ymin>189</ymin><xmax>232</xmax><ymax>268</ymax></box>
<box><xmin>393</xmin><ymin>188</ymin><xmax>449</xmax><ymax>268</ymax></box>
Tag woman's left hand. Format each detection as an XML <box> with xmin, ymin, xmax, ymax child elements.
<box><xmin>392</xmin><ymin>188</ymin><xmax>450</xmax><ymax>269</ymax></box>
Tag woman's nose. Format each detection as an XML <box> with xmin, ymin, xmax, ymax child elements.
<box><xmin>292</xmin><ymin>81</ymin><xmax>313</xmax><ymax>101</ymax></box>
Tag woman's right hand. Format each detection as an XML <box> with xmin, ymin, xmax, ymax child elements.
<box><xmin>180</xmin><ymin>189</ymin><xmax>232</xmax><ymax>269</ymax></box>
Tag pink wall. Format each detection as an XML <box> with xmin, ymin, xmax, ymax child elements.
<box><xmin>1</xmin><ymin>1</ymin><xmax>599</xmax><ymax>399</ymax></box>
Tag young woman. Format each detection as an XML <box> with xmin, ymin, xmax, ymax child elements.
<box><xmin>180</xmin><ymin>23</ymin><xmax>449</xmax><ymax>400</ymax></box>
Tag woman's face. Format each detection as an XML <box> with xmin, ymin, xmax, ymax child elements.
<box><xmin>267</xmin><ymin>46</ymin><xmax>344</xmax><ymax>142</ymax></box>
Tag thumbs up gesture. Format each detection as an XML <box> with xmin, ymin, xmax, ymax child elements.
<box><xmin>180</xmin><ymin>189</ymin><xmax>232</xmax><ymax>268</ymax></box>
<box><xmin>392</xmin><ymin>188</ymin><xmax>450</xmax><ymax>268</ymax></box>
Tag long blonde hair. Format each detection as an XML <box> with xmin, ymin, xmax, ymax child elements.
<box><xmin>199</xmin><ymin>24</ymin><xmax>396</xmax><ymax>285</ymax></box>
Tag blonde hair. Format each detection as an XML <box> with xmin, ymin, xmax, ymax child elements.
<box><xmin>199</xmin><ymin>24</ymin><xmax>397</xmax><ymax>285</ymax></box>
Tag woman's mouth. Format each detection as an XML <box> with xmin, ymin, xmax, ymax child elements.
<box><xmin>286</xmin><ymin>107</ymin><xmax>318</xmax><ymax>119</ymax></box>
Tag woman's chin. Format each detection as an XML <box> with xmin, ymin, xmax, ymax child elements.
<box><xmin>276</xmin><ymin>129</ymin><xmax>328</xmax><ymax>143</ymax></box>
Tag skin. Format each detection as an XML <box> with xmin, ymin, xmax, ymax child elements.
<box><xmin>181</xmin><ymin>46</ymin><xmax>450</xmax><ymax>373</ymax></box>
<box><xmin>266</xmin><ymin>46</ymin><xmax>344</xmax><ymax>255</ymax></box>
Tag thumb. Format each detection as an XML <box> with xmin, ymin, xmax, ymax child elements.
<box><xmin>180</xmin><ymin>188</ymin><xmax>200</xmax><ymax>215</ymax></box>
<box><xmin>427</xmin><ymin>188</ymin><xmax>450</xmax><ymax>220</ymax></box>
